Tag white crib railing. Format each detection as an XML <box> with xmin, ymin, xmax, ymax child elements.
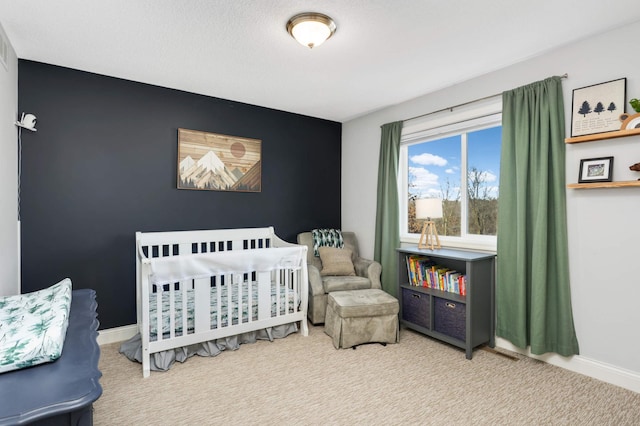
<box><xmin>136</xmin><ymin>227</ymin><xmax>308</xmax><ymax>378</ymax></box>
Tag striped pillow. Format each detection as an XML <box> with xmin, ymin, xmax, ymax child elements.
<box><xmin>311</xmin><ymin>229</ymin><xmax>344</xmax><ymax>257</ymax></box>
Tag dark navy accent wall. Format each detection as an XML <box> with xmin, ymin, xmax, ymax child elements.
<box><xmin>18</xmin><ymin>60</ymin><xmax>341</xmax><ymax>329</ymax></box>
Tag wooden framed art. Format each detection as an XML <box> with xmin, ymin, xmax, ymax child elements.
<box><xmin>578</xmin><ymin>156</ymin><xmax>613</xmax><ymax>183</ymax></box>
<box><xmin>571</xmin><ymin>78</ymin><xmax>626</xmax><ymax>137</ymax></box>
<box><xmin>177</xmin><ymin>128</ymin><xmax>261</xmax><ymax>192</ymax></box>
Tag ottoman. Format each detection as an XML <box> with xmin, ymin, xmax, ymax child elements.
<box><xmin>324</xmin><ymin>289</ymin><xmax>399</xmax><ymax>349</ymax></box>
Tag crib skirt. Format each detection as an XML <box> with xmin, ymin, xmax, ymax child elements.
<box><xmin>119</xmin><ymin>322</ymin><xmax>298</xmax><ymax>371</ymax></box>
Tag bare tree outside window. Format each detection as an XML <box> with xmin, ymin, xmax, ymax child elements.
<box><xmin>406</xmin><ymin>125</ymin><xmax>500</xmax><ymax>241</ymax></box>
<box><xmin>467</xmin><ymin>167</ymin><xmax>498</xmax><ymax>235</ymax></box>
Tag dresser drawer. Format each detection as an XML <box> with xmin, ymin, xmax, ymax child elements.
<box><xmin>434</xmin><ymin>297</ymin><xmax>466</xmax><ymax>341</ymax></box>
<box><xmin>401</xmin><ymin>288</ymin><xmax>430</xmax><ymax>329</ymax></box>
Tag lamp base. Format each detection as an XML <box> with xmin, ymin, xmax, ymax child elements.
<box><xmin>418</xmin><ymin>221</ymin><xmax>441</xmax><ymax>250</ymax></box>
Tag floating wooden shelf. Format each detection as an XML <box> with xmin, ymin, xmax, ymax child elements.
<box><xmin>567</xmin><ymin>180</ymin><xmax>640</xmax><ymax>189</ymax></box>
<box><xmin>565</xmin><ymin>127</ymin><xmax>640</xmax><ymax>143</ymax></box>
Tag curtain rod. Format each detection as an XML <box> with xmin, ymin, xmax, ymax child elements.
<box><xmin>403</xmin><ymin>73</ymin><xmax>568</xmax><ymax>123</ymax></box>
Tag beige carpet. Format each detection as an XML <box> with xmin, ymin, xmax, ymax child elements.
<box><xmin>95</xmin><ymin>324</ymin><xmax>640</xmax><ymax>425</ymax></box>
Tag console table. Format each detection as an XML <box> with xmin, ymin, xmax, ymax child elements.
<box><xmin>0</xmin><ymin>289</ymin><xmax>102</xmax><ymax>426</ymax></box>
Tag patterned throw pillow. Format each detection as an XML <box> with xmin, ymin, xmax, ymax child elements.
<box><xmin>311</xmin><ymin>228</ymin><xmax>344</xmax><ymax>257</ymax></box>
<box><xmin>0</xmin><ymin>278</ymin><xmax>72</xmax><ymax>374</ymax></box>
<box><xmin>318</xmin><ymin>247</ymin><xmax>356</xmax><ymax>276</ymax></box>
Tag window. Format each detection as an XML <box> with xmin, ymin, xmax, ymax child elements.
<box><xmin>399</xmin><ymin>101</ymin><xmax>502</xmax><ymax>250</ymax></box>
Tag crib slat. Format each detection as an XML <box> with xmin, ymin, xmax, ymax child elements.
<box><xmin>247</xmin><ymin>277</ymin><xmax>253</xmax><ymax>323</ymax></box>
<box><xmin>286</xmin><ymin>269</ymin><xmax>291</xmax><ymax>314</ymax></box>
<box><xmin>181</xmin><ymin>280</ymin><xmax>189</xmax><ymax>336</ymax></box>
<box><xmin>193</xmin><ymin>277</ymin><xmax>210</xmax><ymax>333</ymax></box>
<box><xmin>226</xmin><ymin>274</ymin><xmax>233</xmax><ymax>326</ymax></box>
<box><xmin>215</xmin><ymin>276</ymin><xmax>222</xmax><ymax>329</ymax></box>
<box><xmin>258</xmin><ymin>271</ymin><xmax>270</xmax><ymax>320</ymax></box>
<box><xmin>275</xmin><ymin>269</ymin><xmax>281</xmax><ymax>317</ymax></box>
<box><xmin>287</xmin><ymin>269</ymin><xmax>293</xmax><ymax>314</ymax></box>
<box><xmin>156</xmin><ymin>285</ymin><xmax>163</xmax><ymax>341</ymax></box>
<box><xmin>169</xmin><ymin>286</ymin><xmax>175</xmax><ymax>339</ymax></box>
<box><xmin>293</xmin><ymin>269</ymin><xmax>299</xmax><ymax>314</ymax></box>
<box><xmin>286</xmin><ymin>269</ymin><xmax>292</xmax><ymax>314</ymax></box>
<box><xmin>236</xmin><ymin>273</ymin><xmax>243</xmax><ymax>324</ymax></box>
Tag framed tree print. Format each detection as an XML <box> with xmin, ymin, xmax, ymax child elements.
<box><xmin>571</xmin><ymin>78</ymin><xmax>626</xmax><ymax>137</ymax></box>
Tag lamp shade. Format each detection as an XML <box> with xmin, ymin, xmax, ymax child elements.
<box><xmin>415</xmin><ymin>198</ymin><xmax>443</xmax><ymax>219</ymax></box>
<box><xmin>287</xmin><ymin>13</ymin><xmax>336</xmax><ymax>49</ymax></box>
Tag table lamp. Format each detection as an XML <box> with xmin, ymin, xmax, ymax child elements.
<box><xmin>415</xmin><ymin>198</ymin><xmax>443</xmax><ymax>250</ymax></box>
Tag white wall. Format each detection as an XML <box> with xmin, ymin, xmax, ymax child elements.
<box><xmin>343</xmin><ymin>21</ymin><xmax>640</xmax><ymax>389</ymax></box>
<box><xmin>0</xmin><ymin>22</ymin><xmax>19</xmax><ymax>297</ymax></box>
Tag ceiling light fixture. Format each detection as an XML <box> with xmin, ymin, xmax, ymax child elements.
<box><xmin>286</xmin><ymin>12</ymin><xmax>336</xmax><ymax>49</ymax></box>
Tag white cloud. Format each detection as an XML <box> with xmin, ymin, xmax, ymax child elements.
<box><xmin>445</xmin><ymin>168</ymin><xmax>455</xmax><ymax>174</ymax></box>
<box><xmin>410</xmin><ymin>153</ymin><xmax>447</xmax><ymax>167</ymax></box>
<box><xmin>479</xmin><ymin>170</ymin><xmax>498</xmax><ymax>182</ymax></box>
<box><xmin>409</xmin><ymin>166</ymin><xmax>439</xmax><ymax>196</ymax></box>
<box><xmin>485</xmin><ymin>171</ymin><xmax>498</xmax><ymax>182</ymax></box>
<box><xmin>423</xmin><ymin>187</ymin><xmax>442</xmax><ymax>198</ymax></box>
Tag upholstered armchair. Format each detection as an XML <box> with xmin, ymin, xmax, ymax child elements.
<box><xmin>296</xmin><ymin>231</ymin><xmax>382</xmax><ymax>324</ymax></box>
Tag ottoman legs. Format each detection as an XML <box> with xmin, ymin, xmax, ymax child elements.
<box><xmin>325</xmin><ymin>302</ymin><xmax>399</xmax><ymax>349</ymax></box>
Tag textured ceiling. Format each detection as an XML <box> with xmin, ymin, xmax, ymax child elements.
<box><xmin>1</xmin><ymin>1</ymin><xmax>640</xmax><ymax>122</ymax></box>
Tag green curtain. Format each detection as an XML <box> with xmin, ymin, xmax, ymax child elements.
<box><xmin>497</xmin><ymin>76</ymin><xmax>579</xmax><ymax>356</ymax></box>
<box><xmin>374</xmin><ymin>121</ymin><xmax>403</xmax><ymax>297</ymax></box>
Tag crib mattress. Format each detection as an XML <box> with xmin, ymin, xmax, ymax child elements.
<box><xmin>149</xmin><ymin>281</ymin><xmax>297</xmax><ymax>339</ymax></box>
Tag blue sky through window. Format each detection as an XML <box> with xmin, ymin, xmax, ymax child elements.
<box><xmin>408</xmin><ymin>126</ymin><xmax>501</xmax><ymax>200</ymax></box>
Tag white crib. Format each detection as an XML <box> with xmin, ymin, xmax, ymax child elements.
<box><xmin>134</xmin><ymin>227</ymin><xmax>308</xmax><ymax>378</ymax></box>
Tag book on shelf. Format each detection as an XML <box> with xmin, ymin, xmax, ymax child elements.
<box><xmin>406</xmin><ymin>255</ymin><xmax>434</xmax><ymax>287</ymax></box>
<box><xmin>405</xmin><ymin>254</ymin><xmax>467</xmax><ymax>296</ymax></box>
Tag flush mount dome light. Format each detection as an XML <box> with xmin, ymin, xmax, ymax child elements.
<box><xmin>286</xmin><ymin>12</ymin><xmax>336</xmax><ymax>49</ymax></box>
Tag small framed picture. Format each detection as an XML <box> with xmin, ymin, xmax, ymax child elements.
<box><xmin>578</xmin><ymin>156</ymin><xmax>614</xmax><ymax>183</ymax></box>
<box><xmin>571</xmin><ymin>78</ymin><xmax>626</xmax><ymax>137</ymax></box>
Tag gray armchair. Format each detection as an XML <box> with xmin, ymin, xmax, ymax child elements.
<box><xmin>296</xmin><ymin>231</ymin><xmax>382</xmax><ymax>324</ymax></box>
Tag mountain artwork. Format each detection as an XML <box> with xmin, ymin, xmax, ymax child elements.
<box><xmin>177</xmin><ymin>128</ymin><xmax>261</xmax><ymax>192</ymax></box>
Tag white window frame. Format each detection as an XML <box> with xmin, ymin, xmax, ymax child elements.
<box><xmin>399</xmin><ymin>97</ymin><xmax>502</xmax><ymax>252</ymax></box>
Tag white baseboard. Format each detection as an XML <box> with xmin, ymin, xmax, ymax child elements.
<box><xmin>97</xmin><ymin>324</ymin><xmax>138</xmax><ymax>346</ymax></box>
<box><xmin>496</xmin><ymin>337</ymin><xmax>640</xmax><ymax>394</ymax></box>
